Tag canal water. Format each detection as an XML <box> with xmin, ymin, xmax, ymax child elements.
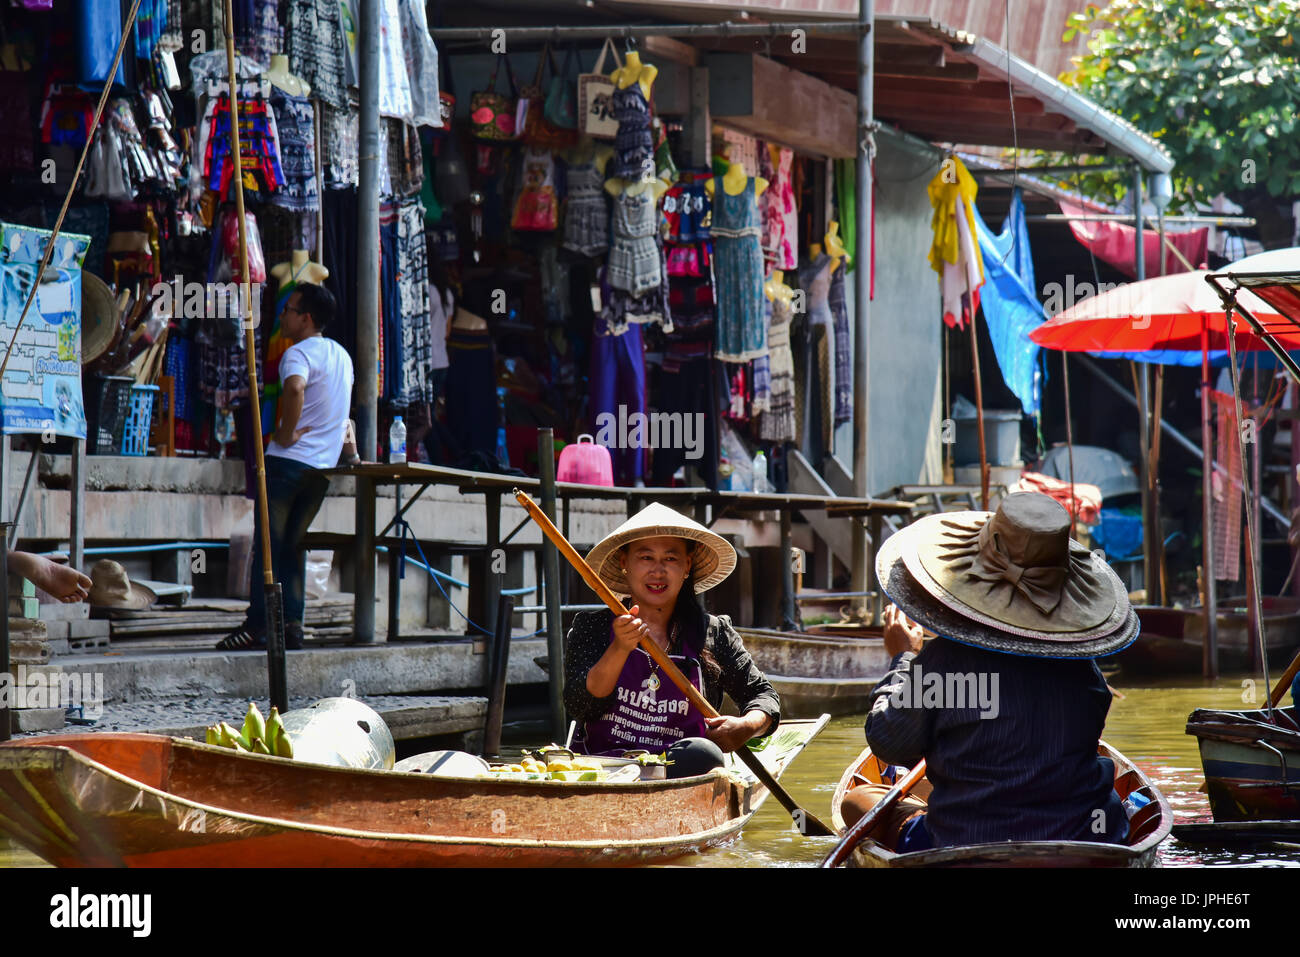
<box><xmin>2</xmin><ymin>675</ymin><xmax>1297</xmax><ymax>868</ymax></box>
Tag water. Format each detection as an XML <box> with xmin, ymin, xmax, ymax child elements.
<box><xmin>4</xmin><ymin>675</ymin><xmax>1298</xmax><ymax>868</ymax></box>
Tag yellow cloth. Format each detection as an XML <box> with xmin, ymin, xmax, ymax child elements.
<box><xmin>927</xmin><ymin>156</ymin><xmax>984</xmax><ymax>283</ymax></box>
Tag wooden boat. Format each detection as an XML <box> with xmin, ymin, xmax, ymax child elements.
<box><xmin>827</xmin><ymin>741</ymin><xmax>1171</xmax><ymax>867</ymax></box>
<box><xmin>1185</xmin><ymin>705</ymin><xmax>1300</xmax><ymax>822</ymax></box>
<box><xmin>1173</xmin><ymin>820</ymin><xmax>1300</xmax><ymax>845</ymax></box>
<box><xmin>0</xmin><ymin>716</ymin><xmax>829</xmax><ymax>867</ymax></box>
<box><xmin>738</xmin><ymin>627</ymin><xmax>891</xmax><ymax>718</ymax></box>
<box><xmin>1115</xmin><ymin>599</ymin><xmax>1300</xmax><ymax>675</ymax></box>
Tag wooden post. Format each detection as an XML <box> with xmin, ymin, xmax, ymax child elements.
<box><xmin>354</xmin><ymin>475</ymin><xmax>376</xmax><ymax>642</ymax></box>
<box><xmin>70</xmin><ymin>438</ymin><xmax>85</xmax><ymax>573</ymax></box>
<box><xmin>969</xmin><ymin>320</ymin><xmax>990</xmax><ymax>510</ymax></box>
<box><xmin>1200</xmin><ymin>322</ymin><xmax>1218</xmax><ymax>677</ymax></box>
<box><xmin>482</xmin><ymin>593</ymin><xmax>514</xmax><ymax>757</ymax></box>
<box><xmin>538</xmin><ymin>428</ymin><xmax>566</xmax><ymax>744</ymax></box>
<box><xmin>387</xmin><ymin>482</ymin><xmax>402</xmax><ymax>641</ymax></box>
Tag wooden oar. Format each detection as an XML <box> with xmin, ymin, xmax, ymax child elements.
<box><xmin>512</xmin><ymin>488</ymin><xmax>835</xmax><ymax>837</ymax></box>
<box><xmin>1269</xmin><ymin>647</ymin><xmax>1300</xmax><ymax>708</ymax></box>
<box><xmin>820</xmin><ymin>759</ymin><xmax>927</xmax><ymax>867</ymax></box>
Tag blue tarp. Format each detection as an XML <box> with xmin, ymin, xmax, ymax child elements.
<box><xmin>971</xmin><ymin>190</ymin><xmax>1043</xmax><ymax>415</ymax></box>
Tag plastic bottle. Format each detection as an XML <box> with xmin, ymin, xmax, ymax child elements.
<box><xmin>389</xmin><ymin>416</ymin><xmax>407</xmax><ymax>464</ymax></box>
<box><xmin>752</xmin><ymin>450</ymin><xmax>768</xmax><ymax>494</ymax></box>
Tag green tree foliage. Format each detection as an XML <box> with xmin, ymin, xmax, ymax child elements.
<box><xmin>1061</xmin><ymin>1</ymin><xmax>1300</xmax><ymax>213</ymax></box>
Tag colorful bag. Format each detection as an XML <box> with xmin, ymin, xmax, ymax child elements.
<box><xmin>433</xmin><ymin>56</ymin><xmax>455</xmax><ymax>137</ymax></box>
<box><xmin>516</xmin><ymin>44</ymin><xmax>548</xmax><ymax>142</ymax></box>
<box><xmin>511</xmin><ymin>147</ymin><xmax>558</xmax><ymax>232</ymax></box>
<box><xmin>470</xmin><ymin>53</ymin><xmax>518</xmax><ymax>142</ymax></box>
<box><xmin>557</xmin><ymin>434</ymin><xmax>614</xmax><ymax>486</ymax></box>
<box><xmin>543</xmin><ymin>44</ymin><xmax>579</xmax><ymax>131</ymax></box>
<box><xmin>578</xmin><ymin>38</ymin><xmax>622</xmax><ymax>141</ymax></box>
<box><xmin>526</xmin><ymin>46</ymin><xmax>578</xmax><ymax>150</ymax></box>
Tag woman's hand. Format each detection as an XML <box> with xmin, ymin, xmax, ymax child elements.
<box><xmin>612</xmin><ymin>604</ymin><xmax>651</xmax><ymax>653</ymax></box>
<box><xmin>703</xmin><ymin>711</ymin><xmax>768</xmax><ymax>753</ymax></box>
<box><xmin>882</xmin><ymin>603</ymin><xmax>925</xmax><ymax>658</ymax></box>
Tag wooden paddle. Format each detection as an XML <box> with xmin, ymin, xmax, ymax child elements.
<box><xmin>1269</xmin><ymin>647</ymin><xmax>1300</xmax><ymax>709</ymax></box>
<box><xmin>820</xmin><ymin>759</ymin><xmax>927</xmax><ymax>868</ymax></box>
<box><xmin>512</xmin><ymin>488</ymin><xmax>835</xmax><ymax>837</ymax></box>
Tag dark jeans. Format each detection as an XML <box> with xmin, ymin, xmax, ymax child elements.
<box><xmin>245</xmin><ymin>455</ymin><xmax>330</xmax><ymax>635</ymax></box>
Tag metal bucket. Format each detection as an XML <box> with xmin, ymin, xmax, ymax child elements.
<box><xmin>280</xmin><ymin>698</ymin><xmax>395</xmax><ymax>770</ymax></box>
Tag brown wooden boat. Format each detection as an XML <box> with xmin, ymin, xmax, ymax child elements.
<box><xmin>1185</xmin><ymin>705</ymin><xmax>1300</xmax><ymax>822</ymax></box>
<box><xmin>1116</xmin><ymin>599</ymin><xmax>1300</xmax><ymax>675</ymax></box>
<box><xmin>827</xmin><ymin>741</ymin><xmax>1171</xmax><ymax>867</ymax></box>
<box><xmin>0</xmin><ymin>717</ymin><xmax>828</xmax><ymax>868</ymax></box>
<box><xmin>738</xmin><ymin>628</ymin><xmax>891</xmax><ymax>717</ymax></box>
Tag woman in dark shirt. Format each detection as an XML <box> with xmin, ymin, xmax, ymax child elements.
<box><xmin>563</xmin><ymin>502</ymin><xmax>780</xmax><ymax>774</ymax></box>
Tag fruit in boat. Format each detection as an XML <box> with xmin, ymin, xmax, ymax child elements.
<box><xmin>242</xmin><ymin>702</ymin><xmax>266</xmax><ymax>747</ymax></box>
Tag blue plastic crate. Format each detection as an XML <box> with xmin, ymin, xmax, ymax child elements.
<box><xmin>122</xmin><ymin>384</ymin><xmax>159</xmax><ymax>456</ymax></box>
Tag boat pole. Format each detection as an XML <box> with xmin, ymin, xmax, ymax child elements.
<box><xmin>1133</xmin><ymin>167</ymin><xmax>1155</xmax><ymax>603</ymax></box>
<box><xmin>1224</xmin><ymin>301</ymin><xmax>1274</xmax><ymax>723</ymax></box>
<box><xmin>223</xmin><ymin>0</ymin><xmax>287</xmax><ymax>711</ymax></box>
<box><xmin>512</xmin><ymin>488</ymin><xmax>836</xmax><ymax>837</ymax></box>
<box><xmin>820</xmin><ymin>759</ymin><xmax>926</xmax><ymax>867</ymax></box>
<box><xmin>0</xmin><ymin>524</ymin><xmax>9</xmax><ymax>742</ymax></box>
<box><xmin>1200</xmin><ymin>319</ymin><xmax>1218</xmax><ymax>678</ymax></box>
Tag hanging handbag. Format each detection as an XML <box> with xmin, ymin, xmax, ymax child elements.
<box><xmin>470</xmin><ymin>52</ymin><xmax>518</xmax><ymax>142</ymax></box>
<box><xmin>525</xmin><ymin>46</ymin><xmax>577</xmax><ymax>150</ymax></box>
<box><xmin>436</xmin><ymin>57</ymin><xmax>456</xmax><ymax>133</ymax></box>
<box><xmin>578</xmin><ymin>38</ymin><xmax>622</xmax><ymax>141</ymax></box>
<box><xmin>543</xmin><ymin>44</ymin><xmax>579</xmax><ymax>131</ymax></box>
<box><xmin>516</xmin><ymin>43</ymin><xmax>548</xmax><ymax>142</ymax></box>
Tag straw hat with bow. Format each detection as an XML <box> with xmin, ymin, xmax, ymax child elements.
<box><xmin>586</xmin><ymin>502</ymin><xmax>737</xmax><ymax>598</ymax></box>
<box><xmin>877</xmin><ymin>491</ymin><xmax>1138</xmax><ymax>658</ymax></box>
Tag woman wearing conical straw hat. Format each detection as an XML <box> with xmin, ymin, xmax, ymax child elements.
<box><xmin>841</xmin><ymin>491</ymin><xmax>1141</xmax><ymax>852</ymax></box>
<box><xmin>564</xmin><ymin>502</ymin><xmax>780</xmax><ymax>776</ymax></box>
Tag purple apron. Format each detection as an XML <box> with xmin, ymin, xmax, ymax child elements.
<box><xmin>579</xmin><ymin>628</ymin><xmax>709</xmax><ymax>755</ymax></box>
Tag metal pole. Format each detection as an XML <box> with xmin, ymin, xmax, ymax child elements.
<box><xmin>430</xmin><ymin>21</ymin><xmax>867</xmax><ymax>42</ymax></box>
<box><xmin>1133</xmin><ymin>167</ymin><xmax>1153</xmax><ymax>601</ymax></box>
<box><xmin>0</xmin><ymin>523</ymin><xmax>9</xmax><ymax>741</ymax></box>
<box><xmin>356</xmin><ymin>0</ymin><xmax>381</xmax><ymax>460</ymax></box>
<box><xmin>70</xmin><ymin>438</ymin><xmax>85</xmax><ymax>573</ymax></box>
<box><xmin>849</xmin><ymin>0</ymin><xmax>873</xmax><ymax>620</ymax></box>
<box><xmin>538</xmin><ymin>429</ymin><xmax>565</xmax><ymax>744</ymax></box>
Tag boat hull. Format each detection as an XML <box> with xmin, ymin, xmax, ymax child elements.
<box><xmin>0</xmin><ymin>718</ymin><xmax>828</xmax><ymax>867</ymax></box>
<box><xmin>1186</xmin><ymin>706</ymin><xmax>1300</xmax><ymax>822</ymax></box>
<box><xmin>1118</xmin><ymin>602</ymin><xmax>1300</xmax><ymax>675</ymax></box>
<box><xmin>828</xmin><ymin>742</ymin><xmax>1170</xmax><ymax>868</ymax></box>
<box><xmin>739</xmin><ymin>628</ymin><xmax>890</xmax><ymax>718</ymax></box>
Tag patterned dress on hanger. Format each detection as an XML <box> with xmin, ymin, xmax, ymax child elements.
<box><xmin>611</xmin><ymin>81</ymin><xmax>654</xmax><ymax>181</ymax></box>
<box><xmin>563</xmin><ymin>157</ymin><xmax>609</xmax><ymax>257</ymax></box>
<box><xmin>711</xmin><ymin>175</ymin><xmax>767</xmax><ymax>363</ymax></box>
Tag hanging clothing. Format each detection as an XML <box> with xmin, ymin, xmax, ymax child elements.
<box><xmin>602</xmin><ymin>235</ymin><xmax>672</xmax><ymax>337</ymax></box>
<box><xmin>445</xmin><ymin>327</ymin><xmax>498</xmax><ymax>462</ymax></box>
<box><xmin>284</xmin><ymin>0</ymin><xmax>349</xmax><ymax>110</ymax></box>
<box><xmin>383</xmin><ymin>117</ymin><xmax>424</xmax><ymax>198</ymax></box>
<box><xmin>395</xmin><ymin>197</ymin><xmax>434</xmax><ymax>407</ymax></box>
<box><xmin>320</xmin><ymin>103</ymin><xmax>359</xmax><ymax>189</ymax></box>
<box><xmin>397</xmin><ymin>0</ymin><xmax>442</xmax><ymax>128</ymax></box>
<box><xmin>232</xmin><ymin>0</ymin><xmax>278</xmax><ymax>69</ymax></box>
<box><xmin>377</xmin><ymin>0</ymin><xmax>414</xmax><ymax>120</ymax></box>
<box><xmin>590</xmin><ymin>321</ymin><xmax>647</xmax><ymax>485</ymax></box>
<box><xmin>711</xmin><ymin>176</ymin><xmax>767</xmax><ymax>364</ymax></box>
<box><xmin>763</xmin><ymin>146</ymin><xmax>798</xmax><ymax>270</ymax></box>
<box><xmin>428</xmin><ymin>286</ymin><xmax>452</xmax><ymax>372</ymax></box>
<box><xmin>610</xmin><ymin>82</ymin><xmax>654</xmax><ymax>181</ymax></box>
<box><xmin>562</xmin><ymin>157</ymin><xmax>609</xmax><ymax>257</ymax></box>
<box><xmin>378</xmin><ymin>201</ymin><xmax>399</xmax><ymax>401</ymax></box>
<box><xmin>829</xmin><ymin>263</ymin><xmax>851</xmax><ymax>426</ymax></box>
<box><xmin>322</xmin><ymin>186</ymin><xmax>359</xmax><ymax>358</ymax></box>
<box><xmin>0</xmin><ymin>72</ymin><xmax>36</xmax><ymax>173</ymax></box>
<box><xmin>607</xmin><ymin>186</ymin><xmax>661</xmax><ymax>296</ymax></box>
<box><xmin>201</xmin><ymin>88</ymin><xmax>285</xmax><ymax>199</ymax></box>
<box><xmin>663</xmin><ymin>181</ymin><xmax>710</xmax><ymax>244</ymax></box>
<box><xmin>269</xmin><ymin>89</ymin><xmax>319</xmax><ymax>212</ymax></box>
<box><xmin>758</xmin><ymin>294</ymin><xmax>797</xmax><ymax>443</ymax></box>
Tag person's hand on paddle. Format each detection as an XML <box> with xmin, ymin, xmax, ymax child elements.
<box><xmin>882</xmin><ymin>603</ymin><xmax>925</xmax><ymax>658</ymax></box>
<box><xmin>613</xmin><ymin>604</ymin><xmax>651</xmax><ymax>654</ymax></box>
<box><xmin>704</xmin><ymin>711</ymin><xmax>769</xmax><ymax>753</ymax></box>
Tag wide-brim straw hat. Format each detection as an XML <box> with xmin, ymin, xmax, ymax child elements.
<box><xmin>586</xmin><ymin>502</ymin><xmax>737</xmax><ymax>597</ymax></box>
<box><xmin>877</xmin><ymin>491</ymin><xmax>1138</xmax><ymax>658</ymax></box>
<box><xmin>81</xmin><ymin>272</ymin><xmax>119</xmax><ymax>365</ymax></box>
<box><xmin>87</xmin><ymin>559</ymin><xmax>157</xmax><ymax>610</ymax></box>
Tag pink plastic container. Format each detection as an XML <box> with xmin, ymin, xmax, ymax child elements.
<box><xmin>557</xmin><ymin>434</ymin><xmax>614</xmax><ymax>486</ymax></box>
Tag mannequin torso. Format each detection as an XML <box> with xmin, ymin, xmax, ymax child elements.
<box><xmin>705</xmin><ymin>161</ymin><xmax>769</xmax><ymax>199</ymax></box>
<box><xmin>271</xmin><ymin>249</ymin><xmax>329</xmax><ymax>286</ymax></box>
<box><xmin>451</xmin><ymin>306</ymin><xmax>488</xmax><ymax>332</ymax></box>
<box><xmin>610</xmin><ymin>50</ymin><xmax>657</xmax><ymax>99</ymax></box>
<box><xmin>266</xmin><ymin>54</ymin><xmax>311</xmax><ymax>98</ymax></box>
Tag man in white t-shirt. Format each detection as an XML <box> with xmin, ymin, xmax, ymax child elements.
<box><xmin>218</xmin><ymin>284</ymin><xmax>354</xmax><ymax>651</ymax></box>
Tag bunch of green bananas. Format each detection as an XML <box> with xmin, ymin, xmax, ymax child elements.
<box><xmin>204</xmin><ymin>702</ymin><xmax>294</xmax><ymax>758</ymax></box>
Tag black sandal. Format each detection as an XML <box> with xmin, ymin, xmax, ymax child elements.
<box><xmin>215</xmin><ymin>628</ymin><xmax>265</xmax><ymax>651</ymax></box>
